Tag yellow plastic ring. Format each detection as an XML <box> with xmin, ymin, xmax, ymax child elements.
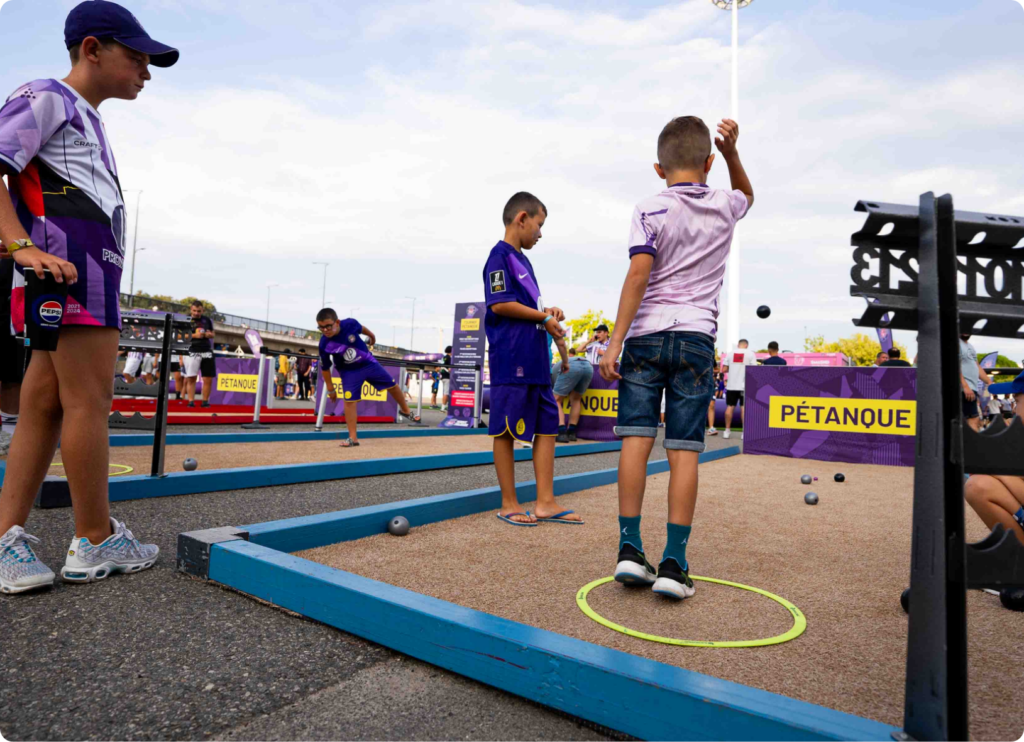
<box><xmin>576</xmin><ymin>575</ymin><xmax>806</xmax><ymax>648</ymax></box>
<box><xmin>51</xmin><ymin>463</ymin><xmax>134</xmax><ymax>479</ymax></box>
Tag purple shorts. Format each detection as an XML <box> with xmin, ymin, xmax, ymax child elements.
<box><xmin>339</xmin><ymin>362</ymin><xmax>395</xmax><ymax>401</ymax></box>
<box><xmin>489</xmin><ymin>383</ymin><xmax>559</xmax><ymax>442</ymax></box>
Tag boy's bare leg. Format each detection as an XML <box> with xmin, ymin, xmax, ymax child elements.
<box><xmin>618</xmin><ymin>436</ymin><xmax>656</xmax><ymax>517</ymax></box>
<box><xmin>201</xmin><ymin>376</ymin><xmax>213</xmax><ymax>402</ymax></box>
<box><xmin>494</xmin><ymin>432</ymin><xmax>533</xmax><ymax>523</ymax></box>
<box><xmin>386</xmin><ymin>385</ymin><xmax>415</xmax><ymax>416</ymax></box>
<box><xmin>343</xmin><ymin>399</ymin><xmax>359</xmax><ymax>442</ymax></box>
<box><xmin>568</xmin><ymin>392</ymin><xmax>583</xmax><ymax>426</ymax></box>
<box><xmin>665</xmin><ymin>449</ymin><xmax>699</xmax><ymax>526</ymax></box>
<box><xmin>555</xmin><ymin>395</ymin><xmax>566</xmax><ymax>427</ymax></box>
<box><xmin>186</xmin><ymin>377</ymin><xmax>196</xmax><ymax>403</ymax></box>
<box><xmin>724</xmin><ymin>405</ymin><xmax>734</xmax><ymax>431</ymax></box>
<box><xmin>965</xmin><ymin>474</ymin><xmax>1024</xmax><ymax>545</ymax></box>
<box><xmin>707</xmin><ymin>400</ymin><xmax>715</xmax><ymax>429</ymax></box>
<box><xmin>531</xmin><ymin>434</ymin><xmax>581</xmax><ymax>520</ymax></box>
<box><xmin>0</xmin><ymin>352</ymin><xmax>64</xmax><ymax>533</ymax></box>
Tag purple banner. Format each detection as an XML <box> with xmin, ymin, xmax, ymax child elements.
<box><xmin>440</xmin><ymin>302</ymin><xmax>485</xmax><ymax>429</ymax></box>
<box><xmin>314</xmin><ymin>363</ymin><xmax>399</xmax><ymax>420</ymax></box>
<box><xmin>561</xmin><ymin>368</ymin><xmax>619</xmax><ymax>441</ymax></box>
<box><xmin>743</xmin><ymin>366</ymin><xmax>917</xmax><ymax>467</ymax></box>
<box><xmin>205</xmin><ymin>357</ymin><xmax>271</xmax><ymax>406</ymax></box>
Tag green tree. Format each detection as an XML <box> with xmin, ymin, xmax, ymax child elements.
<box><xmin>804</xmin><ymin>332</ymin><xmax>909</xmax><ymax>367</ymax></box>
<box><xmin>976</xmin><ymin>352</ymin><xmax>1019</xmax><ymax>384</ymax></box>
<box><xmin>565</xmin><ymin>310</ymin><xmax>614</xmax><ymax>347</ymax></box>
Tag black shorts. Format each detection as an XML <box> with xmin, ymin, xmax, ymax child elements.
<box><xmin>171</xmin><ymin>362</ymin><xmax>180</xmax><ymax>373</ymax></box>
<box><xmin>726</xmin><ymin>390</ymin><xmax>744</xmax><ymax>407</ymax></box>
<box><xmin>0</xmin><ymin>330</ymin><xmax>30</xmax><ymax>384</ymax></box>
<box><xmin>961</xmin><ymin>392</ymin><xmax>979</xmax><ymax>420</ymax></box>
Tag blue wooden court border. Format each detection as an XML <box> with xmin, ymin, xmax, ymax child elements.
<box><xmin>12</xmin><ymin>440</ymin><xmax>624</xmax><ymax>502</ymax></box>
<box><xmin>109</xmin><ymin>426</ymin><xmax>489</xmax><ymax>447</ymax></box>
<box><xmin>188</xmin><ymin>446</ymin><xmax>896</xmax><ymax>740</ymax></box>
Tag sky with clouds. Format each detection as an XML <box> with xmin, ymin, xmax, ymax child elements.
<box><xmin>1</xmin><ymin>0</ymin><xmax>1022</xmax><ymax>358</ymax></box>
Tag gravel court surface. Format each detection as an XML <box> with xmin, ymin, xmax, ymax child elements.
<box><xmin>1</xmin><ymin>429</ymin><xmax>734</xmax><ymax>740</ymax></box>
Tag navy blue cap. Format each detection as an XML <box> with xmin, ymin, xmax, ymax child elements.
<box><xmin>988</xmin><ymin>370</ymin><xmax>1024</xmax><ymax>396</ymax></box>
<box><xmin>65</xmin><ymin>1</ymin><xmax>179</xmax><ymax>68</ymax></box>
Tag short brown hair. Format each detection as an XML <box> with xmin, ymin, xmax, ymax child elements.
<box><xmin>502</xmin><ymin>192</ymin><xmax>547</xmax><ymax>227</ymax></box>
<box><xmin>657</xmin><ymin>116</ymin><xmax>712</xmax><ymax>171</ymax></box>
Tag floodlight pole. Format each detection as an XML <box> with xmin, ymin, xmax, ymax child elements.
<box><xmin>711</xmin><ymin>0</ymin><xmax>750</xmax><ymax>354</ymax></box>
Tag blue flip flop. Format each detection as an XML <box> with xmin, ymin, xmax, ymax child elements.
<box><xmin>535</xmin><ymin>510</ymin><xmax>584</xmax><ymax>525</ymax></box>
<box><xmin>496</xmin><ymin>511</ymin><xmax>537</xmax><ymax>527</ymax></box>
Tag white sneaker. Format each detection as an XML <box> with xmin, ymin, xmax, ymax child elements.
<box><xmin>723</xmin><ymin>430</ymin><xmax>731</xmax><ymax>439</ymax></box>
<box><xmin>0</xmin><ymin>526</ymin><xmax>56</xmax><ymax>594</ymax></box>
<box><xmin>707</xmin><ymin>428</ymin><xmax>718</xmax><ymax>436</ymax></box>
<box><xmin>741</xmin><ymin>432</ymin><xmax>744</xmax><ymax>440</ymax></box>
<box><xmin>61</xmin><ymin>518</ymin><xmax>159</xmax><ymax>583</ymax></box>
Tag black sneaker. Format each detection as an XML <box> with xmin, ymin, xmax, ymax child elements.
<box><xmin>556</xmin><ymin>431</ymin><xmax>570</xmax><ymax>443</ymax></box>
<box><xmin>614</xmin><ymin>543</ymin><xmax>656</xmax><ymax>585</ymax></box>
<box><xmin>567</xmin><ymin>429</ymin><xmax>577</xmax><ymax>442</ymax></box>
<box><xmin>201</xmin><ymin>401</ymin><xmax>211</xmax><ymax>408</ymax></box>
<box><xmin>653</xmin><ymin>558</ymin><xmax>695</xmax><ymax>600</ymax></box>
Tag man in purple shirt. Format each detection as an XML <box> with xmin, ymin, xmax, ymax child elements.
<box><xmin>316</xmin><ymin>308</ymin><xmax>420</xmax><ymax>447</ymax></box>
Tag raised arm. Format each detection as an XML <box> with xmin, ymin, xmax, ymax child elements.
<box><xmin>714</xmin><ymin>119</ymin><xmax>753</xmax><ymax>208</ymax></box>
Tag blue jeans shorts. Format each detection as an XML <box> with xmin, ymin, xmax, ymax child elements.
<box><xmin>553</xmin><ymin>359</ymin><xmax>594</xmax><ymax>396</ymax></box>
<box><xmin>614</xmin><ymin>331</ymin><xmax>716</xmax><ymax>451</ymax></box>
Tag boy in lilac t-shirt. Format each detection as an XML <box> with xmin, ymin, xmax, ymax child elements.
<box><xmin>599</xmin><ymin>116</ymin><xmax>754</xmax><ymax>600</ymax></box>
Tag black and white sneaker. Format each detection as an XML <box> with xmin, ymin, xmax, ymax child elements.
<box><xmin>652</xmin><ymin>558</ymin><xmax>695</xmax><ymax>600</ymax></box>
<box><xmin>614</xmin><ymin>543</ymin><xmax>656</xmax><ymax>585</ymax></box>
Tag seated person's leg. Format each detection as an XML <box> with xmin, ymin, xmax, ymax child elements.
<box><xmin>965</xmin><ymin>474</ymin><xmax>1024</xmax><ymax>546</ymax></box>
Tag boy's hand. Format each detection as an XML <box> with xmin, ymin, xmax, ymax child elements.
<box><xmin>544</xmin><ymin>316</ymin><xmax>565</xmax><ymax>341</ymax></box>
<box><xmin>327</xmin><ymin>385</ymin><xmax>337</xmax><ymax>402</ymax></box>
<box><xmin>11</xmin><ymin>245</ymin><xmax>78</xmax><ymax>284</ymax></box>
<box><xmin>561</xmin><ymin>359</ymin><xmax>570</xmax><ymax>374</ymax></box>
<box><xmin>599</xmin><ymin>340</ymin><xmax>622</xmax><ymax>381</ymax></box>
<box><xmin>546</xmin><ymin>306</ymin><xmax>566</xmax><ymax>322</ymax></box>
<box><xmin>714</xmin><ymin>118</ymin><xmax>740</xmax><ymax>158</ymax></box>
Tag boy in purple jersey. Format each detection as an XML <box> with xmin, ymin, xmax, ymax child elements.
<box><xmin>600</xmin><ymin>117</ymin><xmax>753</xmax><ymax>599</ymax></box>
<box><xmin>485</xmin><ymin>192</ymin><xmax>581</xmax><ymax>526</ymax></box>
<box><xmin>0</xmin><ymin>1</ymin><xmax>178</xmax><ymax>594</ymax></box>
<box><xmin>316</xmin><ymin>308</ymin><xmax>421</xmax><ymax>447</ymax></box>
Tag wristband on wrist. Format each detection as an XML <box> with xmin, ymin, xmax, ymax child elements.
<box><xmin>5</xmin><ymin>238</ymin><xmax>35</xmax><ymax>253</ymax></box>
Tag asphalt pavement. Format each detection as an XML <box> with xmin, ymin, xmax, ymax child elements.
<box><xmin>2</xmin><ymin>411</ymin><xmax>738</xmax><ymax>741</ymax></box>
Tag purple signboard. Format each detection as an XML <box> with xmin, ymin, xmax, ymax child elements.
<box><xmin>440</xmin><ymin>302</ymin><xmax>485</xmax><ymax>429</ymax></box>
<box><xmin>206</xmin><ymin>357</ymin><xmax>270</xmax><ymax>406</ymax></box>
<box><xmin>313</xmin><ymin>362</ymin><xmax>399</xmax><ymax>420</ymax></box>
<box><xmin>560</xmin><ymin>367</ymin><xmax>619</xmax><ymax>442</ymax></box>
<box><xmin>743</xmin><ymin>366</ymin><xmax>917</xmax><ymax>467</ymax></box>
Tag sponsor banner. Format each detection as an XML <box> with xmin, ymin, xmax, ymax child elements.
<box><xmin>244</xmin><ymin>329</ymin><xmax>264</xmax><ymax>357</ymax></box>
<box><xmin>206</xmin><ymin>358</ymin><xmax>271</xmax><ymax>406</ymax></box>
<box><xmin>217</xmin><ymin>373</ymin><xmax>260</xmax><ymax>394</ymax></box>
<box><xmin>439</xmin><ymin>302</ymin><xmax>486</xmax><ymax>429</ymax></box>
<box><xmin>561</xmin><ymin>388</ymin><xmax>618</xmax><ymax>418</ymax></box>
<box><xmin>744</xmin><ymin>366</ymin><xmax>917</xmax><ymax>467</ymax></box>
<box><xmin>313</xmin><ymin>363</ymin><xmax>398</xmax><ymax>419</ymax></box>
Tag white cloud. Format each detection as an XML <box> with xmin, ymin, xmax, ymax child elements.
<box><xmin>46</xmin><ymin>0</ymin><xmax>1022</xmax><ymax>357</ymax></box>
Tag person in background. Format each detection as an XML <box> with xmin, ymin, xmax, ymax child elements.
<box><xmin>430</xmin><ymin>367</ymin><xmax>441</xmax><ymax>407</ymax></box>
<box><xmin>761</xmin><ymin>341</ymin><xmax>787</xmax><ymax>366</ymax></box>
<box><xmin>577</xmin><ymin>324</ymin><xmax>611</xmax><ymax>365</ymax></box>
<box><xmin>879</xmin><ymin>348</ymin><xmax>911</xmax><ymax>367</ymax></box>
<box><xmin>296</xmin><ymin>354</ymin><xmax>312</xmax><ymax>401</ymax></box>
<box><xmin>706</xmin><ymin>354</ymin><xmax>721</xmax><ymax>436</ymax></box>
<box><xmin>722</xmin><ymin>339</ymin><xmax>758</xmax><ymax>440</ymax></box>
<box><xmin>965</xmin><ymin>371</ymin><xmax>1024</xmax><ymax>546</ymax></box>
<box><xmin>960</xmin><ymin>333</ymin><xmax>992</xmax><ymax>432</ymax></box>
<box><xmin>275</xmin><ymin>349</ymin><xmax>291</xmax><ymax>400</ymax></box>
<box><xmin>440</xmin><ymin>346</ymin><xmax>452</xmax><ymax>411</ymax></box>
<box><xmin>183</xmin><ymin>301</ymin><xmax>216</xmax><ymax>407</ymax></box>
<box><xmin>554</xmin><ymin>346</ymin><xmax>592</xmax><ymax>442</ymax></box>
<box><xmin>874</xmin><ymin>351</ymin><xmax>889</xmax><ymax>367</ymax></box>
<box><xmin>1001</xmin><ymin>394</ymin><xmax>1015</xmax><ymax>420</ymax></box>
<box><xmin>141</xmin><ymin>353</ymin><xmax>156</xmax><ymax>384</ymax></box>
<box><xmin>0</xmin><ymin>253</ymin><xmax>27</xmax><ymax>456</ymax></box>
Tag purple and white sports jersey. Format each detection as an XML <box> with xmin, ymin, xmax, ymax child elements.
<box><xmin>626</xmin><ymin>182</ymin><xmax>749</xmax><ymax>340</ymax></box>
<box><xmin>483</xmin><ymin>241</ymin><xmax>549</xmax><ymax>385</ymax></box>
<box><xmin>0</xmin><ymin>79</ymin><xmax>127</xmax><ymax>331</ymax></box>
<box><xmin>318</xmin><ymin>318</ymin><xmax>377</xmax><ymax>372</ymax></box>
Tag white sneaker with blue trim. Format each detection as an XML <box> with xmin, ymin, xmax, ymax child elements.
<box><xmin>0</xmin><ymin>525</ymin><xmax>56</xmax><ymax>594</ymax></box>
<box><xmin>61</xmin><ymin>517</ymin><xmax>159</xmax><ymax>583</ymax></box>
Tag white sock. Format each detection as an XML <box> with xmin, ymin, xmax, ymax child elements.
<box><xmin>1</xmin><ymin>411</ymin><xmax>17</xmax><ymax>435</ymax></box>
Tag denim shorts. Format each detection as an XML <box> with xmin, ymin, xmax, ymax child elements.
<box><xmin>614</xmin><ymin>331</ymin><xmax>716</xmax><ymax>451</ymax></box>
<box><xmin>553</xmin><ymin>359</ymin><xmax>594</xmax><ymax>396</ymax></box>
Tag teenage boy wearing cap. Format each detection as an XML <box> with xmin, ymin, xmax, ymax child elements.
<box><xmin>0</xmin><ymin>0</ymin><xmax>178</xmax><ymax>595</ymax></box>
<box><xmin>964</xmin><ymin>371</ymin><xmax>1024</xmax><ymax>547</ymax></box>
